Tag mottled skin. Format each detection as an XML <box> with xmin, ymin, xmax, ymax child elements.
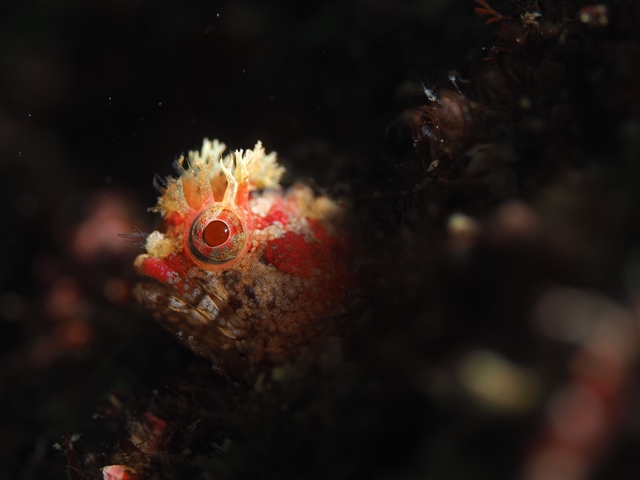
<box><xmin>134</xmin><ymin>139</ymin><xmax>355</xmax><ymax>375</ymax></box>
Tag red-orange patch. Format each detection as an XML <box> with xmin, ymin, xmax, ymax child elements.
<box><xmin>263</xmin><ymin>232</ymin><xmax>326</xmax><ymax>279</ymax></box>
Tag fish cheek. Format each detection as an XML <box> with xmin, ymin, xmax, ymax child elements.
<box><xmin>260</xmin><ymin>231</ymin><xmax>328</xmax><ymax>279</ymax></box>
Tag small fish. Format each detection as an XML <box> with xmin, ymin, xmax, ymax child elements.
<box><xmin>133</xmin><ymin>139</ymin><xmax>356</xmax><ymax>375</ymax></box>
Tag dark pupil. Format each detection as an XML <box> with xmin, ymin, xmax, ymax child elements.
<box><xmin>203</xmin><ymin>220</ymin><xmax>230</xmax><ymax>247</ymax></box>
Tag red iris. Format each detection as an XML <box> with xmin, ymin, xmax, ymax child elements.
<box><xmin>203</xmin><ymin>220</ymin><xmax>230</xmax><ymax>247</ymax></box>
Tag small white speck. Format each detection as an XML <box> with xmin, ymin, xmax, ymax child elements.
<box><xmin>217</xmin><ymin>13</ymin><xmax>220</xmax><ymax>17</ymax></box>
<box><xmin>158</xmin><ymin>101</ymin><xmax>163</xmax><ymax>106</ymax></box>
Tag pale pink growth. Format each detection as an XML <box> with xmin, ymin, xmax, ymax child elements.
<box><xmin>103</xmin><ymin>277</ymin><xmax>128</xmax><ymax>304</ymax></box>
<box><xmin>532</xmin><ymin>288</ymin><xmax>636</xmax><ymax>350</ymax></box>
<box><xmin>72</xmin><ymin>192</ymin><xmax>142</xmax><ymax>263</ymax></box>
<box><xmin>524</xmin><ymin>288</ymin><xmax>637</xmax><ymax>480</ymax></box>
<box><xmin>129</xmin><ymin>412</ymin><xmax>170</xmax><ymax>455</ymax></box>
<box><xmin>142</xmin><ymin>412</ymin><xmax>169</xmax><ymax>436</ymax></box>
<box><xmin>44</xmin><ymin>276</ymin><xmax>83</xmax><ymax>321</ymax></box>
<box><xmin>548</xmin><ymin>385</ymin><xmax>608</xmax><ymax>445</ymax></box>
<box><xmin>523</xmin><ymin>447</ymin><xmax>586</xmax><ymax>480</ymax></box>
<box><xmin>492</xmin><ymin>200</ymin><xmax>541</xmax><ymax>242</ymax></box>
<box><xmin>101</xmin><ymin>465</ymin><xmax>139</xmax><ymax>480</ymax></box>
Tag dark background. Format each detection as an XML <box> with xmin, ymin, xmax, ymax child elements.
<box><xmin>3</xmin><ymin>1</ymin><xmax>640</xmax><ymax>479</ymax></box>
<box><xmin>0</xmin><ymin>1</ymin><xmax>482</xmax><ymax>477</ymax></box>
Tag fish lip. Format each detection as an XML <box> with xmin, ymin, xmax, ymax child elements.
<box><xmin>133</xmin><ymin>253</ymin><xmax>157</xmax><ymax>277</ymax></box>
<box><xmin>132</xmin><ymin>253</ymin><xmax>201</xmax><ymax>309</ymax></box>
<box><xmin>132</xmin><ymin>255</ymin><xmax>191</xmax><ymax>307</ymax></box>
<box><xmin>133</xmin><ymin>253</ymin><xmax>190</xmax><ymax>287</ymax></box>
<box><xmin>133</xmin><ymin>269</ymin><xmax>171</xmax><ymax>291</ymax></box>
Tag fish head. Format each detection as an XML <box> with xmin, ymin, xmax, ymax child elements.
<box><xmin>134</xmin><ymin>139</ymin><xmax>356</xmax><ymax>375</ymax></box>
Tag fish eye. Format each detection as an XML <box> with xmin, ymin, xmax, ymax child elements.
<box><xmin>186</xmin><ymin>204</ymin><xmax>251</xmax><ymax>270</ymax></box>
<box><xmin>203</xmin><ymin>220</ymin><xmax>230</xmax><ymax>247</ymax></box>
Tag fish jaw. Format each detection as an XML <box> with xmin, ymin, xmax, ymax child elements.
<box><xmin>134</xmin><ymin>253</ymin><xmax>200</xmax><ymax>300</ymax></box>
<box><xmin>133</xmin><ymin>252</ymin><xmax>248</xmax><ymax>368</ymax></box>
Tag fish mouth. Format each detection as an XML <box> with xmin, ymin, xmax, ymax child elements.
<box><xmin>132</xmin><ymin>253</ymin><xmax>243</xmax><ymax>342</ymax></box>
<box><xmin>133</xmin><ymin>253</ymin><xmax>195</xmax><ymax>294</ymax></box>
<box><xmin>133</xmin><ymin>268</ymin><xmax>255</xmax><ymax>374</ymax></box>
